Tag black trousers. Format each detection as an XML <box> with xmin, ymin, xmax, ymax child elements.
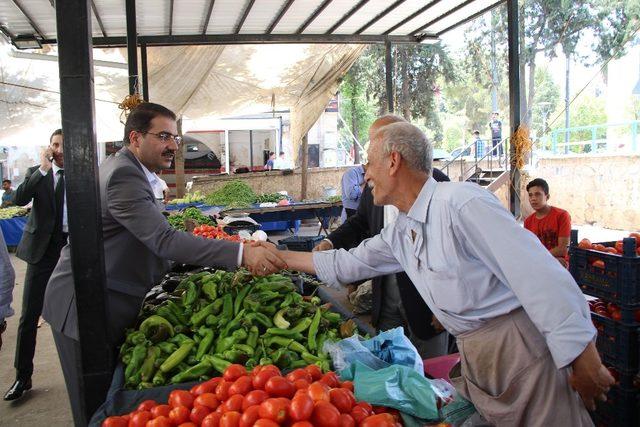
<box><xmin>52</xmin><ymin>330</ymin><xmax>87</xmax><ymax>427</ymax></box>
<box><xmin>14</xmin><ymin>235</ymin><xmax>66</xmax><ymax>379</ymax></box>
<box><xmin>344</xmin><ymin>208</ymin><xmax>357</xmax><ymax>218</ymax></box>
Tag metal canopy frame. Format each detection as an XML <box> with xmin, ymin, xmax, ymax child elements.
<box><xmin>25</xmin><ymin>1</ymin><xmax>521</xmax><ymax>424</ymax></box>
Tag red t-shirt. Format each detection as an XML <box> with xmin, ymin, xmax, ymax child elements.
<box><xmin>524</xmin><ymin>207</ymin><xmax>571</xmax><ymax>257</ymax></box>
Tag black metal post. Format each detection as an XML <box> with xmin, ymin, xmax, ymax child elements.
<box><xmin>141</xmin><ymin>42</ymin><xmax>149</xmax><ymax>101</ymax></box>
<box><xmin>55</xmin><ymin>0</ymin><xmax>111</xmax><ymax>423</ymax></box>
<box><xmin>507</xmin><ymin>0</ymin><xmax>520</xmax><ymax>218</ymax></box>
<box><xmin>385</xmin><ymin>39</ymin><xmax>393</xmax><ymax>113</ymax></box>
<box><xmin>249</xmin><ymin>130</ymin><xmax>254</xmax><ymax>169</ymax></box>
<box><xmin>126</xmin><ymin>0</ymin><xmax>138</xmax><ymax>95</ymax></box>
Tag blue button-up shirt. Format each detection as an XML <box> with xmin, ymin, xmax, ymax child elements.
<box><xmin>314</xmin><ymin>177</ymin><xmax>595</xmax><ymax>369</ymax></box>
<box><xmin>341</xmin><ymin>165</ymin><xmax>365</xmax><ymax>211</ymax></box>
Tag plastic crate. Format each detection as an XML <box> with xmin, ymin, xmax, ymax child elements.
<box><xmin>569</xmin><ymin>232</ymin><xmax>640</xmax><ymax>308</ymax></box>
<box><xmin>591</xmin><ymin>384</ymin><xmax>640</xmax><ymax>427</ymax></box>
<box><xmin>278</xmin><ymin>235</ymin><xmax>325</xmax><ymax>252</ymax></box>
<box><xmin>591</xmin><ymin>312</ymin><xmax>639</xmax><ymax>373</ymax></box>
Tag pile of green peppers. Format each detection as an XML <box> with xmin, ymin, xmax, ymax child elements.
<box><xmin>119</xmin><ymin>269</ymin><xmax>356</xmax><ymax>390</ymax></box>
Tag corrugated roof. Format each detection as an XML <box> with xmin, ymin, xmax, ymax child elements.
<box><xmin>0</xmin><ymin>0</ymin><xmax>504</xmax><ymax>47</ymax></box>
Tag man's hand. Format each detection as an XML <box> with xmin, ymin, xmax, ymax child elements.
<box><xmin>431</xmin><ymin>315</ymin><xmax>445</xmax><ymax>333</ymax></box>
<box><xmin>569</xmin><ymin>342</ymin><xmax>615</xmax><ymax>411</ymax></box>
<box><xmin>242</xmin><ymin>241</ymin><xmax>287</xmax><ymax>276</ymax></box>
<box><xmin>40</xmin><ymin>147</ymin><xmax>53</xmax><ymax>172</ymax></box>
<box><xmin>313</xmin><ymin>239</ymin><xmax>333</xmax><ymax>252</ymax></box>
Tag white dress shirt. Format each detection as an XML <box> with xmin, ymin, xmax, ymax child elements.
<box><xmin>314</xmin><ymin>177</ymin><xmax>595</xmax><ymax>369</ymax></box>
<box><xmin>40</xmin><ymin>162</ymin><xmax>67</xmax><ymax>233</ymax></box>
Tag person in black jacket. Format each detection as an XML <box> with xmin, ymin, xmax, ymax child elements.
<box><xmin>4</xmin><ymin>129</ymin><xmax>67</xmax><ymax>401</ymax></box>
<box><xmin>314</xmin><ymin>115</ymin><xmax>450</xmax><ymax>358</ymax></box>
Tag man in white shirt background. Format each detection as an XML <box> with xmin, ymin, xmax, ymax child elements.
<box><xmin>277</xmin><ymin>121</ymin><xmax>613</xmax><ymax>425</ymax></box>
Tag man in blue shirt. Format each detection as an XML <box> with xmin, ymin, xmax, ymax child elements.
<box><xmin>1</xmin><ymin>180</ymin><xmax>14</xmax><ymax>208</ymax></box>
<box><xmin>340</xmin><ymin>164</ymin><xmax>366</xmax><ymax>221</ymax></box>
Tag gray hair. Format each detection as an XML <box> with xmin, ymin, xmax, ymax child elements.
<box><xmin>376</xmin><ymin>122</ymin><xmax>432</xmax><ymax>173</ymax></box>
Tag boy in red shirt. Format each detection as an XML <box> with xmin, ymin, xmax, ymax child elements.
<box><xmin>524</xmin><ymin>178</ymin><xmax>571</xmax><ymax>268</ymax></box>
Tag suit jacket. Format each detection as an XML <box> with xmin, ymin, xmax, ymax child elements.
<box><xmin>327</xmin><ymin>168</ymin><xmax>450</xmax><ymax>340</ymax></box>
<box><xmin>13</xmin><ymin>165</ymin><xmax>58</xmax><ymax>264</ymax></box>
<box><xmin>43</xmin><ymin>147</ymin><xmax>241</xmax><ymax>344</ymax></box>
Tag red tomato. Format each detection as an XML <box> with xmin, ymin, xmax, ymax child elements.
<box><xmin>169</xmin><ymin>390</ymin><xmax>195</xmax><ymax>409</ymax></box>
<box><xmin>360</xmin><ymin>413</ymin><xmax>396</xmax><ymax>427</ymax></box>
<box><xmin>190</xmin><ymin>405</ymin><xmax>211</xmax><ymax>424</ymax></box>
<box><xmin>219</xmin><ymin>411</ymin><xmax>241</xmax><ymax>427</ymax></box>
<box><xmin>101</xmin><ymin>416</ymin><xmax>127</xmax><ymax>427</ymax></box>
<box><xmin>329</xmin><ymin>388</ymin><xmax>355</xmax><ymax>413</ymax></box>
<box><xmin>291</xmin><ymin>422</ymin><xmax>314</xmax><ymax>427</ymax></box>
<box><xmin>339</xmin><ymin>414</ymin><xmax>356</xmax><ymax>427</ymax></box>
<box><xmin>229</xmin><ymin>376</ymin><xmax>253</xmax><ymax>396</ymax></box>
<box><xmin>264</xmin><ymin>376</ymin><xmax>296</xmax><ymax>398</ymax></box>
<box><xmin>311</xmin><ymin>401</ymin><xmax>341</xmax><ymax>427</ymax></box>
<box><xmin>137</xmin><ymin>400</ymin><xmax>157</xmax><ymax>412</ymax></box>
<box><xmin>128</xmin><ymin>411</ymin><xmax>152</xmax><ymax>427</ymax></box>
<box><xmin>220</xmin><ymin>395</ymin><xmax>244</xmax><ymax>413</ymax></box>
<box><xmin>257</xmin><ymin>365</ymin><xmax>281</xmax><ymax>376</ymax></box>
<box><xmin>319</xmin><ymin>372</ymin><xmax>340</xmax><ymax>388</ymax></box>
<box><xmin>289</xmin><ymin>393</ymin><xmax>314</xmax><ymax>421</ymax></box>
<box><xmin>252</xmin><ymin>369</ymin><xmax>279</xmax><ymax>390</ymax></box>
<box><xmin>169</xmin><ymin>406</ymin><xmax>191</xmax><ymax>425</ymax></box>
<box><xmin>286</xmin><ymin>369</ymin><xmax>313</xmax><ymax>383</ymax></box>
<box><xmin>628</xmin><ymin>232</ymin><xmax>640</xmax><ymax>245</ymax></box>
<box><xmin>578</xmin><ymin>238</ymin><xmax>592</xmax><ymax>249</ymax></box>
<box><xmin>592</xmin><ymin>260</ymin><xmax>605</xmax><ymax>269</ymax></box>
<box><xmin>224</xmin><ymin>364</ymin><xmax>248</xmax><ymax>382</ymax></box>
<box><xmin>254</xmin><ymin>420</ymin><xmax>280</xmax><ymax>427</ymax></box>
<box><xmin>612</xmin><ymin>310</ymin><xmax>622</xmax><ymax>322</ymax></box>
<box><xmin>305</xmin><ymin>365</ymin><xmax>323</xmax><ymax>381</ymax></box>
<box><xmin>195</xmin><ymin>393</ymin><xmax>221</xmax><ymax>410</ymax></box>
<box><xmin>239</xmin><ymin>405</ymin><xmax>261</xmax><ymax>427</ymax></box>
<box><xmin>178</xmin><ymin>423</ymin><xmax>197</xmax><ymax>427</ymax></box>
<box><xmin>150</xmin><ymin>404</ymin><xmax>171</xmax><ymax>419</ymax></box>
<box><xmin>259</xmin><ymin>398</ymin><xmax>289</xmax><ymax>424</ymax></box>
<box><xmin>371</xmin><ymin>406</ymin><xmax>389</xmax><ymax>414</ymax></box>
<box><xmin>307</xmin><ymin>382</ymin><xmax>330</xmax><ymax>402</ymax></box>
<box><xmin>339</xmin><ymin>381</ymin><xmax>354</xmax><ymax>392</ymax></box>
<box><xmin>351</xmin><ymin>404</ymin><xmax>372</xmax><ymax>424</ymax></box>
<box><xmin>615</xmin><ymin>241</ymin><xmax>624</xmax><ymax>253</ymax></box>
<box><xmin>357</xmin><ymin>402</ymin><xmax>373</xmax><ymax>413</ymax></box>
<box><xmin>635</xmin><ymin>309</ymin><xmax>640</xmax><ymax>323</ymax></box>
<box><xmin>191</xmin><ymin>379</ymin><xmax>220</xmax><ymax>396</ymax></box>
<box><xmin>242</xmin><ymin>390</ymin><xmax>270</xmax><ymax>411</ymax></box>
<box><xmin>293</xmin><ymin>379</ymin><xmax>311</xmax><ymax>390</ymax></box>
<box><xmin>149</xmin><ymin>416</ymin><xmax>172</xmax><ymax>427</ymax></box>
<box><xmin>216</xmin><ymin>380</ymin><xmax>232</xmax><ymax>401</ymax></box>
<box><xmin>201</xmin><ymin>412</ymin><xmax>223</xmax><ymax>427</ymax></box>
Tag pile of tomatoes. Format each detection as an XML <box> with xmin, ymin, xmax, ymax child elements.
<box><xmin>102</xmin><ymin>364</ymin><xmax>403</xmax><ymax>427</ymax></box>
<box><xmin>589</xmin><ymin>298</ymin><xmax>640</xmax><ymax>323</ymax></box>
<box><xmin>193</xmin><ymin>225</ymin><xmax>242</xmax><ymax>242</ymax></box>
<box><xmin>578</xmin><ymin>232</ymin><xmax>640</xmax><ymax>264</ymax></box>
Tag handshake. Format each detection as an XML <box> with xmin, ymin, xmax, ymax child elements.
<box><xmin>240</xmin><ymin>240</ymin><xmax>289</xmax><ymax>276</ymax></box>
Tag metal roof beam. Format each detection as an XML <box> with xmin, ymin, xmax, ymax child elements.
<box><xmin>296</xmin><ymin>0</ymin><xmax>332</xmax><ymax>34</ymax></box>
<box><xmin>91</xmin><ymin>0</ymin><xmax>107</xmax><ymax>37</ymax></box>
<box><xmin>383</xmin><ymin>0</ymin><xmax>442</xmax><ymax>35</ymax></box>
<box><xmin>41</xmin><ymin>33</ymin><xmax>426</xmax><ymax>47</ymax></box>
<box><xmin>355</xmin><ymin>0</ymin><xmax>405</xmax><ymax>35</ymax></box>
<box><xmin>266</xmin><ymin>0</ymin><xmax>295</xmax><ymax>34</ymax></box>
<box><xmin>325</xmin><ymin>0</ymin><xmax>368</xmax><ymax>34</ymax></box>
<box><xmin>169</xmin><ymin>0</ymin><xmax>174</xmax><ymax>35</ymax></box>
<box><xmin>432</xmin><ymin>0</ymin><xmax>505</xmax><ymax>38</ymax></box>
<box><xmin>235</xmin><ymin>0</ymin><xmax>256</xmax><ymax>34</ymax></box>
<box><xmin>202</xmin><ymin>0</ymin><xmax>216</xmax><ymax>34</ymax></box>
<box><xmin>0</xmin><ymin>25</ymin><xmax>15</xmax><ymax>40</ymax></box>
<box><xmin>10</xmin><ymin>0</ymin><xmax>47</xmax><ymax>40</ymax></box>
<box><xmin>411</xmin><ymin>0</ymin><xmax>476</xmax><ymax>35</ymax></box>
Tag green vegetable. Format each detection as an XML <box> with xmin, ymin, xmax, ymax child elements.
<box><xmin>202</xmin><ymin>355</ymin><xmax>232</xmax><ymax>373</ymax></box>
<box><xmin>273</xmin><ymin>308</ymin><xmax>290</xmax><ymax>329</ymax></box>
<box><xmin>204</xmin><ymin>180</ymin><xmax>257</xmax><ymax>207</ymax></box>
<box><xmin>152</xmin><ymin>370</ymin><xmax>166</xmax><ymax>386</ymax></box>
<box><xmin>234</xmin><ymin>285</ymin><xmax>252</xmax><ymax>316</ymax></box>
<box><xmin>140</xmin><ymin>346</ymin><xmax>161</xmax><ymax>382</ymax></box>
<box><xmin>196</xmin><ymin>329</ymin><xmax>215</xmax><ymax>360</ymax></box>
<box><xmin>160</xmin><ymin>341</ymin><xmax>195</xmax><ymax>373</ymax></box>
<box><xmin>182</xmin><ymin>282</ymin><xmax>200</xmax><ymax>307</ymax></box>
<box><xmin>190</xmin><ymin>302</ymin><xmax>218</xmax><ymax>327</ymax></box>
<box><xmin>307</xmin><ymin>308</ymin><xmax>322</xmax><ymax>351</ymax></box>
<box><xmin>0</xmin><ymin>207</ymin><xmax>28</xmax><ymax>219</ymax></box>
<box><xmin>171</xmin><ymin>360</ymin><xmax>212</xmax><ymax>384</ymax></box>
<box><xmin>126</xmin><ymin>331</ymin><xmax>147</xmax><ymax>346</ymax></box>
<box><xmin>202</xmin><ymin>281</ymin><xmax>218</xmax><ymax>301</ymax></box>
<box><xmin>125</xmin><ymin>344</ymin><xmax>147</xmax><ymax>385</ymax></box>
<box><xmin>139</xmin><ymin>315</ymin><xmax>175</xmax><ymax>343</ymax></box>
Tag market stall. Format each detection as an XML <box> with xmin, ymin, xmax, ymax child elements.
<box><xmin>0</xmin><ymin>207</ymin><xmax>29</xmax><ymax>246</ymax></box>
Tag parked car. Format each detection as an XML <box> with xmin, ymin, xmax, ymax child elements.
<box><xmin>432</xmin><ymin>148</ymin><xmax>450</xmax><ymax>160</ymax></box>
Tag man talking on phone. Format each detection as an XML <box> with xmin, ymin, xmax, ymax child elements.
<box><xmin>4</xmin><ymin>129</ymin><xmax>67</xmax><ymax>401</ymax></box>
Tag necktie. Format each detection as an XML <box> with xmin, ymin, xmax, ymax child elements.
<box><xmin>54</xmin><ymin>170</ymin><xmax>65</xmax><ymax>234</ymax></box>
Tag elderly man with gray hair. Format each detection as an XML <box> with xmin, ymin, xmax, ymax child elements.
<box><xmin>276</xmin><ymin>121</ymin><xmax>612</xmax><ymax>425</ymax></box>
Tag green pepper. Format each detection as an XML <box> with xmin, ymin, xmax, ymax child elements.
<box><xmin>156</xmin><ymin>306</ymin><xmax>181</xmax><ymax>326</ymax></box>
<box><xmin>322</xmin><ymin>311</ymin><xmax>342</xmax><ymax>324</ymax></box>
<box><xmin>258</xmin><ymin>305</ymin><xmax>277</xmax><ymax>316</ymax></box>
<box><xmin>157</xmin><ymin>341</ymin><xmax>177</xmax><ymax>354</ymax></box>
<box><xmin>202</xmin><ymin>281</ymin><xmax>218</xmax><ymax>301</ymax></box>
<box><xmin>187</xmin><ymin>355</ymin><xmax>199</xmax><ymax>365</ymax></box>
<box><xmin>307</xmin><ymin>308</ymin><xmax>322</xmax><ymax>351</ymax></box>
<box><xmin>171</xmin><ymin>360</ymin><xmax>212</xmax><ymax>384</ymax></box>
<box><xmin>289</xmin><ymin>359</ymin><xmax>309</xmax><ymax>369</ymax></box>
<box><xmin>265</xmin><ymin>336</ymin><xmax>307</xmax><ymax>354</ymax></box>
<box><xmin>121</xmin><ymin>347</ymin><xmax>134</xmax><ymax>365</ymax></box>
<box><xmin>152</xmin><ymin>370</ymin><xmax>166</xmax><ymax>386</ymax></box>
<box><xmin>182</xmin><ymin>282</ymin><xmax>200</xmax><ymax>307</ymax></box>
<box><xmin>168</xmin><ymin>333</ymin><xmax>193</xmax><ymax>345</ymax></box>
<box><xmin>139</xmin><ymin>315</ymin><xmax>175</xmax><ymax>343</ymax></box>
<box><xmin>244</xmin><ymin>312</ymin><xmax>273</xmax><ymax>329</ymax></box>
<box><xmin>166</xmin><ymin>300</ymin><xmax>189</xmax><ymax>325</ymax></box>
<box><xmin>256</xmin><ymin>281</ymin><xmax>295</xmax><ymax>294</ymax></box>
<box><xmin>271</xmin><ymin>348</ymin><xmax>291</xmax><ymax>368</ymax></box>
<box><xmin>221</xmin><ymin>349</ymin><xmax>248</xmax><ymax>363</ymax></box>
<box><xmin>137</xmin><ymin>382</ymin><xmax>153</xmax><ymax>390</ymax></box>
<box><xmin>267</xmin><ymin>318</ymin><xmax>312</xmax><ymax>336</ymax></box>
<box><xmin>245</xmin><ymin>358</ymin><xmax>258</xmax><ymax>370</ymax></box>
<box><xmin>140</xmin><ymin>346</ymin><xmax>161</xmax><ymax>382</ymax></box>
<box><xmin>160</xmin><ymin>341</ymin><xmax>195</xmax><ymax>373</ymax></box>
<box><xmin>259</xmin><ymin>357</ymin><xmax>273</xmax><ymax>365</ymax></box>
<box><xmin>273</xmin><ymin>308</ymin><xmax>290</xmax><ymax>329</ymax></box>
<box><xmin>202</xmin><ymin>355</ymin><xmax>232</xmax><ymax>373</ymax></box>
<box><xmin>125</xmin><ymin>344</ymin><xmax>147</xmax><ymax>383</ymax></box>
<box><xmin>221</xmin><ymin>293</ymin><xmax>233</xmax><ymax>319</ymax></box>
<box><xmin>234</xmin><ymin>285</ymin><xmax>252</xmax><ymax>316</ymax></box>
<box><xmin>317</xmin><ymin>333</ymin><xmax>328</xmax><ymax>357</ymax></box>
<box><xmin>246</xmin><ymin>326</ymin><xmax>259</xmax><ymax>348</ymax></box>
<box><xmin>205</xmin><ymin>314</ymin><xmax>220</xmax><ymax>327</ymax></box>
<box><xmin>154</xmin><ymin>355</ymin><xmax>167</xmax><ymax>368</ymax></box>
<box><xmin>232</xmin><ymin>343</ymin><xmax>255</xmax><ymax>356</ymax></box>
<box><xmin>126</xmin><ymin>331</ymin><xmax>147</xmax><ymax>346</ymax></box>
<box><xmin>190</xmin><ymin>302</ymin><xmax>218</xmax><ymax>327</ymax></box>
<box><xmin>196</xmin><ymin>329</ymin><xmax>215</xmax><ymax>360</ymax></box>
<box><xmin>310</xmin><ymin>296</ymin><xmax>321</xmax><ymax>305</ymax></box>
<box><xmin>279</xmin><ymin>293</ymin><xmax>294</xmax><ymax>308</ymax></box>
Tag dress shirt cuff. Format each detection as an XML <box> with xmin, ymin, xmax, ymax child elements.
<box><xmin>237</xmin><ymin>243</ymin><xmax>244</xmax><ymax>267</ymax></box>
<box><xmin>546</xmin><ymin>311</ymin><xmax>597</xmax><ymax>369</ymax></box>
<box><xmin>321</xmin><ymin>238</ymin><xmax>334</xmax><ymax>249</ymax></box>
<box><xmin>312</xmin><ymin>251</ymin><xmax>342</xmax><ymax>289</ymax></box>
<box><xmin>39</xmin><ymin>168</ymin><xmax>48</xmax><ymax>176</ymax></box>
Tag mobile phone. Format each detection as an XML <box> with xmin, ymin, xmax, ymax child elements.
<box><xmin>48</xmin><ymin>156</ymin><xmax>54</xmax><ymax>162</ymax></box>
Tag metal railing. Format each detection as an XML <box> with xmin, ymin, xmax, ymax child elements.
<box><xmin>543</xmin><ymin>121</ymin><xmax>639</xmax><ymax>155</ymax></box>
<box><xmin>439</xmin><ymin>139</ymin><xmax>476</xmax><ymax>181</ymax></box>
<box><xmin>440</xmin><ymin>138</ymin><xmax>510</xmax><ymax>182</ymax></box>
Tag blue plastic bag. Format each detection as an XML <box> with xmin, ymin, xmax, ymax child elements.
<box><xmin>324</xmin><ymin>327</ymin><xmax>424</xmax><ymax>374</ymax></box>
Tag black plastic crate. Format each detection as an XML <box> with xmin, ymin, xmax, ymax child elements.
<box><xmin>591</xmin><ymin>312</ymin><xmax>639</xmax><ymax>373</ymax></box>
<box><xmin>591</xmin><ymin>384</ymin><xmax>639</xmax><ymax>427</ymax></box>
<box><xmin>278</xmin><ymin>235</ymin><xmax>325</xmax><ymax>252</ymax></box>
<box><xmin>570</xmin><ymin>232</ymin><xmax>640</xmax><ymax>308</ymax></box>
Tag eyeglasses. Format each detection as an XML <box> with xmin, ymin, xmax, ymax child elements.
<box><xmin>143</xmin><ymin>131</ymin><xmax>183</xmax><ymax>146</ymax></box>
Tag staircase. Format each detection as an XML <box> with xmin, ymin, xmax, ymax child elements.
<box><xmin>467</xmin><ymin>167</ymin><xmax>509</xmax><ymax>191</ymax></box>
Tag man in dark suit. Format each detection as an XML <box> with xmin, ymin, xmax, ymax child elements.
<box><xmin>4</xmin><ymin>129</ymin><xmax>67</xmax><ymax>401</ymax></box>
<box><xmin>314</xmin><ymin>115</ymin><xmax>450</xmax><ymax>358</ymax></box>
<box><xmin>42</xmin><ymin>103</ymin><xmax>284</xmax><ymax>425</ymax></box>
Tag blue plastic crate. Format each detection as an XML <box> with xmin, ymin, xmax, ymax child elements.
<box><xmin>591</xmin><ymin>312</ymin><xmax>639</xmax><ymax>373</ymax></box>
<box><xmin>591</xmin><ymin>384</ymin><xmax>639</xmax><ymax>427</ymax></box>
<box><xmin>278</xmin><ymin>235</ymin><xmax>324</xmax><ymax>252</ymax></box>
